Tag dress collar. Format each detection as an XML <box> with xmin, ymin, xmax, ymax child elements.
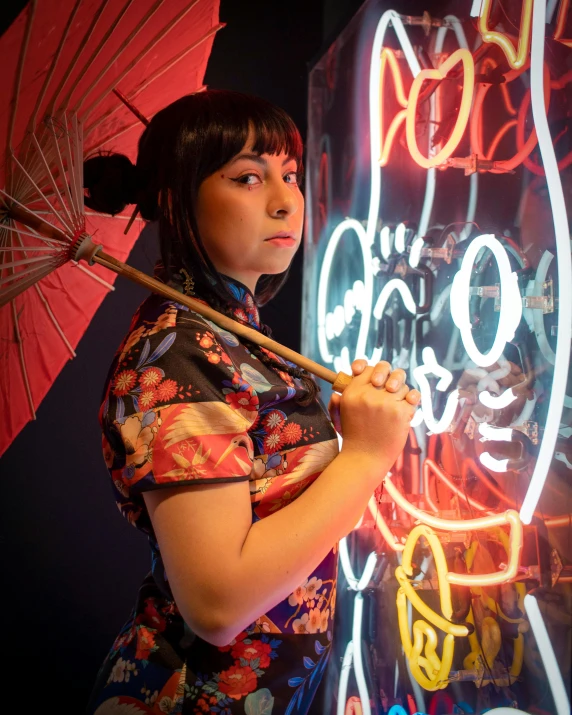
<box><xmin>221</xmin><ymin>274</ymin><xmax>261</xmax><ymax>330</ymax></box>
<box><xmin>153</xmin><ymin>259</ymin><xmax>261</xmax><ymax>330</ymax></box>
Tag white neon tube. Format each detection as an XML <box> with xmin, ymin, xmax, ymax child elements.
<box><xmin>380</xmin><ymin>225</ymin><xmax>392</xmax><ymax>261</ymax></box>
<box><xmin>479</xmin><ymin>388</ymin><xmax>518</xmax><ymax>409</ymax></box>
<box><xmin>351</xmin><ymin>593</ymin><xmax>371</xmax><ymax>715</ymax></box>
<box><xmin>373</xmin><ymin>279</ymin><xmax>417</xmax><ymax>319</ymax></box>
<box><xmin>394</xmin><ymin>223</ymin><xmax>406</xmax><ymax>253</ymax></box>
<box><xmin>479</xmin><ymin>451</ymin><xmax>509</xmax><ymax>473</ymax></box>
<box><xmin>524</xmin><ymin>594</ymin><xmax>571</xmax><ymax>715</ymax></box>
<box><xmin>479</xmin><ymin>423</ymin><xmax>513</xmax><ymax>442</ymax></box>
<box><xmin>520</xmin><ymin>0</ymin><xmax>572</xmax><ymax>524</ymax></box>
<box><xmin>413</xmin><ymin>347</ymin><xmax>461</xmax><ymax>434</ymax></box>
<box><xmin>450</xmin><ymin>234</ymin><xmax>523</xmax><ymax>367</ymax></box>
<box><xmin>337</xmin><ymin>641</ymin><xmax>354</xmax><ymax>715</ymax></box>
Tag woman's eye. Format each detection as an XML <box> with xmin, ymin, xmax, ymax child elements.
<box><xmin>234</xmin><ymin>173</ymin><xmax>261</xmax><ymax>185</ymax></box>
<box><xmin>284</xmin><ymin>171</ymin><xmax>299</xmax><ymax>185</ymax></box>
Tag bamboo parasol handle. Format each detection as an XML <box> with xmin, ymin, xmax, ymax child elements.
<box><xmin>93</xmin><ymin>250</ymin><xmax>353</xmax><ymax>394</ymax></box>
<box><xmin>4</xmin><ymin>204</ymin><xmax>352</xmax><ymax>392</ymax></box>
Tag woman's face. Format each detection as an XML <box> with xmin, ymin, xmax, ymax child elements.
<box><xmin>195</xmin><ymin>131</ymin><xmax>304</xmax><ymax>292</ymax></box>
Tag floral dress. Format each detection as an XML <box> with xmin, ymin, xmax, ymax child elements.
<box><xmin>88</xmin><ymin>275</ymin><xmax>340</xmax><ymax>715</ymax></box>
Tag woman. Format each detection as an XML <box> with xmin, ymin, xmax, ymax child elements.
<box><xmin>84</xmin><ymin>90</ymin><xmax>420</xmax><ymax>714</ymax></box>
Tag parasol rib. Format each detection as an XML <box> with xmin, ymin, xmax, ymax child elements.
<box><xmin>84</xmin><ymin>22</ymin><xmax>224</xmax><ymax>138</ymax></box>
<box><xmin>0</xmin><ymin>259</ymin><xmax>60</xmax><ymax>289</ymax></box>
<box><xmin>0</xmin><ymin>246</ymin><xmax>61</xmax><ymax>253</ymax></box>
<box><xmin>73</xmin><ymin>0</ymin><xmax>165</xmax><ymax>116</ymax></box>
<box><xmin>0</xmin><ymin>189</ymin><xmax>68</xmax><ymax>243</ymax></box>
<box><xmin>0</xmin><ymin>255</ymin><xmax>61</xmax><ymax>272</ymax></box>
<box><xmin>29</xmin><ymin>0</ymin><xmax>83</xmax><ymax>131</ymax></box>
<box><xmin>62</xmin><ymin>112</ymin><xmax>82</xmax><ymax>218</ymax></box>
<box><xmin>10</xmin><ymin>228</ymin><xmax>77</xmax><ymax>359</ymax></box>
<box><xmin>11</xmin><ymin>300</ymin><xmax>36</xmax><ymax>421</ymax></box>
<box><xmin>72</xmin><ymin>262</ymin><xmax>115</xmax><ymax>291</ymax></box>
<box><xmin>88</xmin><ymin>86</ymin><xmax>207</xmax><ymax>154</ymax></box>
<box><xmin>49</xmin><ymin>0</ymin><xmax>117</xmax><ymax>114</ymax></box>
<box><xmin>44</xmin><ymin>123</ymin><xmax>78</xmax><ymax>223</ymax></box>
<box><xmin>73</xmin><ymin>115</ymin><xmax>85</xmax><ymax>215</ymax></box>
<box><xmin>10</xmin><ymin>152</ymin><xmax>74</xmax><ymax>234</ymax></box>
<box><xmin>82</xmin><ymin>0</ymin><xmax>203</xmax><ymax>123</ymax></box>
<box><xmin>0</xmin><ymin>223</ymin><xmax>68</xmax><ymax>247</ymax></box>
<box><xmin>33</xmin><ymin>283</ymin><xmax>76</xmax><ymax>358</ymax></box>
<box><xmin>31</xmin><ymin>134</ymin><xmax>77</xmax><ymax>229</ymax></box>
<box><xmin>7</xmin><ymin>0</ymin><xmax>36</xmax><ymax>193</ymax></box>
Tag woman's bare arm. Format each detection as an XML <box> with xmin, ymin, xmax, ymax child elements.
<box><xmin>144</xmin><ymin>448</ymin><xmax>386</xmax><ymax>647</ymax></box>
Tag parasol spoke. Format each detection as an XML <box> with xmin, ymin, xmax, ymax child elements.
<box><xmin>0</xmin><ymin>261</ymin><xmax>61</xmax><ymax>307</ymax></box>
<box><xmin>0</xmin><ymin>245</ymin><xmax>62</xmax><ymax>253</ymax></box>
<box><xmin>61</xmin><ymin>112</ymin><xmax>82</xmax><ymax>219</ymax></box>
<box><xmin>54</xmin><ymin>0</ymin><xmax>131</xmax><ymax>113</ymax></box>
<box><xmin>76</xmin><ymin>117</ymin><xmax>85</xmax><ymax>215</ymax></box>
<box><xmin>0</xmin><ymin>223</ymin><xmax>68</xmax><ymax>247</ymax></box>
<box><xmin>10</xmin><ymin>300</ymin><xmax>37</xmax><ymax>421</ymax></box>
<box><xmin>74</xmin><ymin>0</ymin><xmax>165</xmax><ymax>117</ymax></box>
<box><xmin>0</xmin><ymin>254</ymin><xmax>64</xmax><ymax>272</ymax></box>
<box><xmin>33</xmin><ymin>282</ymin><xmax>76</xmax><ymax>358</ymax></box>
<box><xmin>84</xmin><ymin>209</ymin><xmax>134</xmax><ymax>221</ymax></box>
<box><xmin>82</xmin><ymin>0</ymin><xmax>203</xmax><ymax>124</ymax></box>
<box><xmin>31</xmin><ymin>133</ymin><xmax>78</xmax><ymax>230</ymax></box>
<box><xmin>48</xmin><ymin>1</ymin><xmax>111</xmax><ymax>114</ymax></box>
<box><xmin>84</xmin><ymin>18</ymin><xmax>223</xmax><ymax>139</ymax></box>
<box><xmin>9</xmin><ymin>228</ymin><xmax>77</xmax><ymax>359</ymax></box>
<box><xmin>88</xmin><ymin>86</ymin><xmax>207</xmax><ymax>153</ymax></box>
<box><xmin>0</xmin><ymin>188</ymin><xmax>71</xmax><ymax>244</ymax></box>
<box><xmin>9</xmin><ymin>153</ymin><xmax>74</xmax><ymax>234</ymax></box>
<box><xmin>71</xmin><ymin>114</ymin><xmax>85</xmax><ymax>216</ymax></box>
<box><xmin>72</xmin><ymin>261</ymin><xmax>115</xmax><ymax>291</ymax></box>
<box><xmin>29</xmin><ymin>0</ymin><xmax>83</xmax><ymax>132</ymax></box>
<box><xmin>7</xmin><ymin>0</ymin><xmax>36</xmax><ymax>194</ymax></box>
<box><xmin>45</xmin><ymin>120</ymin><xmax>82</xmax><ymax>222</ymax></box>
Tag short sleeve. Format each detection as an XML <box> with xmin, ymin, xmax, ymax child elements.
<box><xmin>100</xmin><ymin>303</ymin><xmax>258</xmax><ymax>525</ymax></box>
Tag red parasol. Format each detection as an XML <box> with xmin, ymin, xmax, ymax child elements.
<box><xmin>0</xmin><ymin>0</ymin><xmax>350</xmax><ymax>458</ymax></box>
<box><xmin>0</xmin><ymin>0</ymin><xmax>224</xmax><ymax>456</ymax></box>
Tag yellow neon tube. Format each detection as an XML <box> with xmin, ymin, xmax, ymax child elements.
<box><xmin>478</xmin><ymin>0</ymin><xmax>533</xmax><ymax>69</ymax></box>
<box><xmin>378</xmin><ymin>48</ymin><xmax>408</xmax><ymax>167</ymax></box>
<box><xmin>406</xmin><ymin>49</ymin><xmax>474</xmax><ymax>169</ymax></box>
<box><xmin>384</xmin><ymin>476</ymin><xmax>523</xmax><ymax>586</ymax></box>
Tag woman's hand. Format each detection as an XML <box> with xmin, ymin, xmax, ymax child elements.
<box><xmin>328</xmin><ymin>360</ymin><xmax>420</xmax><ymax>464</ymax></box>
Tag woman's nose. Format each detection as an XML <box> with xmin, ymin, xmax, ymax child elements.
<box><xmin>267</xmin><ymin>182</ymin><xmax>299</xmax><ymax>217</ymax></box>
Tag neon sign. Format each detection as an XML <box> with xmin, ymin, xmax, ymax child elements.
<box><xmin>306</xmin><ymin>0</ymin><xmax>572</xmax><ymax>707</ymax></box>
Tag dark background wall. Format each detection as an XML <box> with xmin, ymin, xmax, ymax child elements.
<box><xmin>0</xmin><ymin>0</ymin><xmax>367</xmax><ymax>709</ymax></box>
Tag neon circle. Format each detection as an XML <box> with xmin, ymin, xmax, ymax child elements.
<box><xmin>450</xmin><ymin>234</ymin><xmax>522</xmax><ymax>368</ymax></box>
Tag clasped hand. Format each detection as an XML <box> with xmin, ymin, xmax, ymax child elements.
<box><xmin>328</xmin><ymin>360</ymin><xmax>421</xmax><ymax>437</ymax></box>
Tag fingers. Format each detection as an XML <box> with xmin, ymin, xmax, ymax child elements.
<box><xmin>328</xmin><ymin>392</ymin><xmax>342</xmax><ymax>434</ymax></box>
<box><xmin>350</xmin><ymin>359</ymin><xmax>368</xmax><ymax>376</ymax></box>
<box><xmin>405</xmin><ymin>389</ymin><xmax>421</xmax><ymax>406</ymax></box>
<box><xmin>385</xmin><ymin>368</ymin><xmax>407</xmax><ymax>391</ymax></box>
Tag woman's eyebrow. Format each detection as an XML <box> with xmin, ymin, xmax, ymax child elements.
<box><xmin>228</xmin><ymin>152</ymin><xmax>297</xmax><ymax>167</ymax></box>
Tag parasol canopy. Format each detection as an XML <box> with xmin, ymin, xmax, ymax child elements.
<box><xmin>0</xmin><ymin>0</ymin><xmax>223</xmax><ymax>456</ymax></box>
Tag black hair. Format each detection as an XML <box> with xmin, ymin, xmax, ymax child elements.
<box><xmin>83</xmin><ymin>89</ymin><xmax>318</xmax><ymax>405</ymax></box>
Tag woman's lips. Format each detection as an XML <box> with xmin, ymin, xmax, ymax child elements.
<box><xmin>265</xmin><ymin>237</ymin><xmax>297</xmax><ymax>247</ymax></box>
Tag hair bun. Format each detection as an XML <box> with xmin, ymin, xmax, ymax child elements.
<box><xmin>83</xmin><ymin>152</ymin><xmax>139</xmax><ymax>216</ymax></box>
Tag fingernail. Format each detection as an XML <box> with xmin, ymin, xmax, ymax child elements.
<box><xmin>386</xmin><ymin>379</ymin><xmax>398</xmax><ymax>390</ymax></box>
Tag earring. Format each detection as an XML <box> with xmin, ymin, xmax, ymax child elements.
<box><xmin>180</xmin><ymin>267</ymin><xmax>195</xmax><ymax>296</ymax></box>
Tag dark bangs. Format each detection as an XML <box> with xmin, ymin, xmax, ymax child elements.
<box><xmin>136</xmin><ymin>90</ymin><xmax>303</xmax><ymax>309</ymax></box>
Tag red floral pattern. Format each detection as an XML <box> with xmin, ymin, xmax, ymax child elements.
<box><xmin>94</xmin><ymin>280</ymin><xmax>340</xmax><ymax>714</ymax></box>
